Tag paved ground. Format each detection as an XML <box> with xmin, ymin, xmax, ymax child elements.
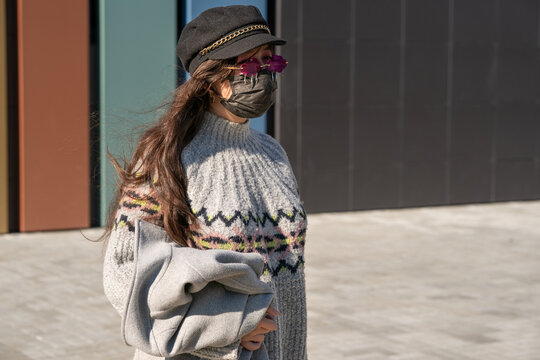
<box><xmin>0</xmin><ymin>200</ymin><xmax>539</xmax><ymax>360</ymax></box>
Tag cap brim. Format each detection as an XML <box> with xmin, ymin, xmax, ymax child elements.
<box><xmin>208</xmin><ymin>33</ymin><xmax>286</xmax><ymax>60</ymax></box>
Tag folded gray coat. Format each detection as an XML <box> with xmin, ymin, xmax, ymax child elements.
<box><xmin>122</xmin><ymin>220</ymin><xmax>274</xmax><ymax>359</ymax></box>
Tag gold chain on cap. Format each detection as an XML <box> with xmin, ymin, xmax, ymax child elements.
<box><xmin>199</xmin><ymin>24</ymin><xmax>271</xmax><ymax>56</ymax></box>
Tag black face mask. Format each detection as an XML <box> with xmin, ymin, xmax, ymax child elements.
<box><xmin>220</xmin><ymin>70</ymin><xmax>277</xmax><ymax>119</ymax></box>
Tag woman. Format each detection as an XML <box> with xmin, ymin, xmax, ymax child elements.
<box><xmin>103</xmin><ymin>5</ymin><xmax>307</xmax><ymax>360</ymax></box>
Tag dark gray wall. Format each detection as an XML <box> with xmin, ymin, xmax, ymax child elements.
<box><xmin>275</xmin><ymin>0</ymin><xmax>540</xmax><ymax>213</ymax></box>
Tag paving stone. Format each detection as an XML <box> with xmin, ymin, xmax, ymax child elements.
<box><xmin>1</xmin><ymin>201</ymin><xmax>539</xmax><ymax>359</ymax></box>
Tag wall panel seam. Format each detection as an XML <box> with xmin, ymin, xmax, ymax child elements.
<box><xmin>16</xmin><ymin>0</ymin><xmax>25</xmax><ymax>230</ymax></box>
<box><xmin>296</xmin><ymin>0</ymin><xmax>303</xmax><ymax>190</ymax></box>
<box><xmin>538</xmin><ymin>0</ymin><xmax>540</xmax><ymax>47</ymax></box>
<box><xmin>0</xmin><ymin>0</ymin><xmax>7</xmax><ymax>232</ymax></box>
<box><xmin>446</xmin><ymin>0</ymin><xmax>454</xmax><ymax>204</ymax></box>
<box><xmin>348</xmin><ymin>0</ymin><xmax>355</xmax><ymax>210</ymax></box>
<box><xmin>491</xmin><ymin>0</ymin><xmax>501</xmax><ymax>201</ymax></box>
<box><xmin>398</xmin><ymin>0</ymin><xmax>406</xmax><ymax>207</ymax></box>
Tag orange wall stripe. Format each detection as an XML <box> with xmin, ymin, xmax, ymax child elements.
<box><xmin>17</xmin><ymin>0</ymin><xmax>89</xmax><ymax>231</ymax></box>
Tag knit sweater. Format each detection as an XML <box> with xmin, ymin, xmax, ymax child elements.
<box><xmin>103</xmin><ymin>111</ymin><xmax>308</xmax><ymax>360</ymax></box>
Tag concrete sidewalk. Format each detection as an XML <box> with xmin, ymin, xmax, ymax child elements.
<box><xmin>0</xmin><ymin>200</ymin><xmax>539</xmax><ymax>360</ymax></box>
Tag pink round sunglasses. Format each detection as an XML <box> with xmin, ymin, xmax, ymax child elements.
<box><xmin>225</xmin><ymin>55</ymin><xmax>288</xmax><ymax>77</ymax></box>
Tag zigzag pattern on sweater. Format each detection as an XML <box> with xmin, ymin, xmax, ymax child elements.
<box><xmin>189</xmin><ymin>235</ymin><xmax>305</xmax><ymax>277</ymax></box>
<box><xmin>188</xmin><ymin>221</ymin><xmax>306</xmax><ymax>277</ymax></box>
<box><xmin>190</xmin><ymin>205</ymin><xmax>307</xmax><ymax>227</ymax></box>
<box><xmin>271</xmin><ymin>257</ymin><xmax>305</xmax><ymax>276</ymax></box>
<box><xmin>114</xmin><ymin>214</ymin><xmax>135</xmax><ymax>232</ymax></box>
<box><xmin>114</xmin><ymin>188</ymin><xmax>163</xmax><ymax>232</ymax></box>
<box><xmin>114</xmin><ymin>188</ymin><xmax>307</xmax><ymax>278</ymax></box>
<box><xmin>120</xmin><ymin>189</ymin><xmax>161</xmax><ymax>216</ymax></box>
<box><xmin>188</xmin><ymin>229</ymin><xmax>306</xmax><ymax>252</ymax></box>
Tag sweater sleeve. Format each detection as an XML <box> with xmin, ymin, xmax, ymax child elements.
<box><xmin>103</xmin><ymin>185</ymin><xmax>159</xmax><ymax>315</ymax></box>
<box><xmin>102</xmin><ymin>186</ymin><xmax>248</xmax><ymax>360</ymax></box>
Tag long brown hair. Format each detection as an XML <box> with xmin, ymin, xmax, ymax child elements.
<box><xmin>101</xmin><ymin>59</ymin><xmax>234</xmax><ymax>246</ymax></box>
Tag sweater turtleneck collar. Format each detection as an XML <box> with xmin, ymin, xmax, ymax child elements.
<box><xmin>198</xmin><ymin>111</ymin><xmax>251</xmax><ymax>144</ymax></box>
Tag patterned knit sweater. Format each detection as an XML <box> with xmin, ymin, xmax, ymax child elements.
<box><xmin>103</xmin><ymin>111</ymin><xmax>308</xmax><ymax>360</ymax></box>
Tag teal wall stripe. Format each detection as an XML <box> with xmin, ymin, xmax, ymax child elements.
<box><xmin>99</xmin><ymin>0</ymin><xmax>177</xmax><ymax>225</ymax></box>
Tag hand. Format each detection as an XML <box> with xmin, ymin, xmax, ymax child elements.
<box><xmin>240</xmin><ymin>306</ymin><xmax>280</xmax><ymax>351</ymax></box>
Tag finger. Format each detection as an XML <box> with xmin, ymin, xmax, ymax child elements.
<box><xmin>246</xmin><ymin>327</ymin><xmax>268</xmax><ymax>337</ymax></box>
<box><xmin>241</xmin><ymin>340</ymin><xmax>263</xmax><ymax>351</ymax></box>
<box><xmin>243</xmin><ymin>326</ymin><xmax>267</xmax><ymax>338</ymax></box>
<box><xmin>246</xmin><ymin>324</ymin><xmax>273</xmax><ymax>337</ymax></box>
<box><xmin>240</xmin><ymin>341</ymin><xmax>257</xmax><ymax>351</ymax></box>
<box><xmin>244</xmin><ymin>334</ymin><xmax>265</xmax><ymax>343</ymax></box>
<box><xmin>257</xmin><ymin>317</ymin><xmax>277</xmax><ymax>332</ymax></box>
<box><xmin>266</xmin><ymin>306</ymin><xmax>281</xmax><ymax>317</ymax></box>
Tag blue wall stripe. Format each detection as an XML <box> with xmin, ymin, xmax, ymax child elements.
<box><xmin>183</xmin><ymin>0</ymin><xmax>269</xmax><ymax>133</ymax></box>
